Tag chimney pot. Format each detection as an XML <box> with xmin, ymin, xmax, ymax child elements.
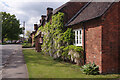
<box><xmin>47</xmin><ymin>7</ymin><xmax>53</xmax><ymax>16</ymax></box>
<box><xmin>40</xmin><ymin>19</ymin><xmax>41</xmax><ymax>23</ymax></box>
<box><xmin>41</xmin><ymin>15</ymin><xmax>46</xmax><ymax>20</ymax></box>
<box><xmin>41</xmin><ymin>15</ymin><xmax>46</xmax><ymax>26</ymax></box>
<box><xmin>47</xmin><ymin>7</ymin><xmax>53</xmax><ymax>10</ymax></box>
<box><xmin>34</xmin><ymin>24</ymin><xmax>38</xmax><ymax>31</ymax></box>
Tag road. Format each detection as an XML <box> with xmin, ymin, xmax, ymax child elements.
<box><xmin>0</xmin><ymin>44</ymin><xmax>28</xmax><ymax>79</ymax></box>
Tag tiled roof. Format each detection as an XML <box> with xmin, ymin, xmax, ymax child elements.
<box><xmin>53</xmin><ymin>3</ymin><xmax>66</xmax><ymax>14</ymax></box>
<box><xmin>67</xmin><ymin>2</ymin><xmax>113</xmax><ymax>26</ymax></box>
<box><xmin>53</xmin><ymin>2</ymin><xmax>87</xmax><ymax>24</ymax></box>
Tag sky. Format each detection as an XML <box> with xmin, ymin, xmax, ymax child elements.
<box><xmin>1</xmin><ymin>0</ymin><xmax>117</xmax><ymax>34</ymax></box>
<box><xmin>0</xmin><ymin>0</ymin><xmax>69</xmax><ymax>33</ymax></box>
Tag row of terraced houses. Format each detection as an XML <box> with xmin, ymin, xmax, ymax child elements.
<box><xmin>30</xmin><ymin>1</ymin><xmax>120</xmax><ymax>74</ymax></box>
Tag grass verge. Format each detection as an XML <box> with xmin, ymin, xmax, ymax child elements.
<box><xmin>23</xmin><ymin>49</ymin><xmax>120</xmax><ymax>78</ymax></box>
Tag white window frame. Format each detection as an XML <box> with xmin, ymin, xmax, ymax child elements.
<box><xmin>73</xmin><ymin>28</ymin><xmax>82</xmax><ymax>46</ymax></box>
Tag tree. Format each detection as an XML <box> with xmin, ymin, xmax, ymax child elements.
<box><xmin>1</xmin><ymin>12</ymin><xmax>23</xmax><ymax>42</ymax></box>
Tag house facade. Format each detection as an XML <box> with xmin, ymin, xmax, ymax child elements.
<box><xmin>32</xmin><ymin>2</ymin><xmax>87</xmax><ymax>52</ymax></box>
<box><xmin>34</xmin><ymin>8</ymin><xmax>53</xmax><ymax>52</ymax></box>
<box><xmin>31</xmin><ymin>1</ymin><xmax>120</xmax><ymax>74</ymax></box>
<box><xmin>66</xmin><ymin>2</ymin><xmax>120</xmax><ymax>74</ymax></box>
<box><xmin>30</xmin><ymin>31</ymin><xmax>36</xmax><ymax>46</ymax></box>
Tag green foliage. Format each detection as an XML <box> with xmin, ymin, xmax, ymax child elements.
<box><xmin>33</xmin><ymin>43</ymin><xmax>35</xmax><ymax>47</ymax></box>
<box><xmin>26</xmin><ymin>31</ymin><xmax>31</xmax><ymax>38</ymax></box>
<box><xmin>23</xmin><ymin>49</ymin><xmax>120</xmax><ymax>78</ymax></box>
<box><xmin>35</xmin><ymin>26</ymin><xmax>42</xmax><ymax>37</ymax></box>
<box><xmin>24</xmin><ymin>40</ymin><xmax>28</xmax><ymax>43</ymax></box>
<box><xmin>63</xmin><ymin>45</ymin><xmax>83</xmax><ymax>57</ymax></box>
<box><xmin>64</xmin><ymin>45</ymin><xmax>83</xmax><ymax>53</ymax></box>
<box><xmin>1</xmin><ymin>12</ymin><xmax>23</xmax><ymax>42</ymax></box>
<box><xmin>22</xmin><ymin>43</ymin><xmax>32</xmax><ymax>48</ymax></box>
<box><xmin>81</xmin><ymin>62</ymin><xmax>99</xmax><ymax>75</ymax></box>
<box><xmin>40</xmin><ymin>12</ymin><xmax>65</xmax><ymax>56</ymax></box>
<box><xmin>39</xmin><ymin>12</ymin><xmax>83</xmax><ymax>63</ymax></box>
<box><xmin>58</xmin><ymin>28</ymin><xmax>74</xmax><ymax>45</ymax></box>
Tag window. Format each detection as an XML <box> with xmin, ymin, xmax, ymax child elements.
<box><xmin>73</xmin><ymin>28</ymin><xmax>82</xmax><ymax>46</ymax></box>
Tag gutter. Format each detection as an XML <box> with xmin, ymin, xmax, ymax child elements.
<box><xmin>83</xmin><ymin>23</ymin><xmax>86</xmax><ymax>64</ymax></box>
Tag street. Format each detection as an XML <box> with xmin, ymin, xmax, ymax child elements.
<box><xmin>0</xmin><ymin>45</ymin><xmax>28</xmax><ymax>79</ymax></box>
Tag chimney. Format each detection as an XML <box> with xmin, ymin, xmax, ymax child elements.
<box><xmin>41</xmin><ymin>15</ymin><xmax>46</xmax><ymax>21</ymax></box>
<box><xmin>47</xmin><ymin>7</ymin><xmax>53</xmax><ymax>16</ymax></box>
<box><xmin>39</xmin><ymin>19</ymin><xmax>42</xmax><ymax>24</ymax></box>
<box><xmin>34</xmin><ymin>24</ymin><xmax>38</xmax><ymax>31</ymax></box>
<box><xmin>47</xmin><ymin>7</ymin><xmax>53</xmax><ymax>22</ymax></box>
<box><xmin>41</xmin><ymin>15</ymin><xmax>46</xmax><ymax>26</ymax></box>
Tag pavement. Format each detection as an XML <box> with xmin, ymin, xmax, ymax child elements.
<box><xmin>0</xmin><ymin>44</ymin><xmax>29</xmax><ymax>80</ymax></box>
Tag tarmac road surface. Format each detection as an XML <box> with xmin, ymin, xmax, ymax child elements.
<box><xmin>0</xmin><ymin>44</ymin><xmax>28</xmax><ymax>79</ymax></box>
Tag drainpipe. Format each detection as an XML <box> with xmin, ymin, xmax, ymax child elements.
<box><xmin>83</xmin><ymin>23</ymin><xmax>86</xmax><ymax>64</ymax></box>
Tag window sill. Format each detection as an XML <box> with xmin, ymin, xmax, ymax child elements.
<box><xmin>74</xmin><ymin>44</ymin><xmax>82</xmax><ymax>47</ymax></box>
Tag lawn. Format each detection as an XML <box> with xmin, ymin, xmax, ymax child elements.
<box><xmin>23</xmin><ymin>49</ymin><xmax>120</xmax><ymax>79</ymax></box>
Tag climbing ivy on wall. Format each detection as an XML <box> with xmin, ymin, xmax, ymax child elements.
<box><xmin>39</xmin><ymin>12</ymin><xmax>83</xmax><ymax>62</ymax></box>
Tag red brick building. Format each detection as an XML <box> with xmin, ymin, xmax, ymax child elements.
<box><xmin>30</xmin><ymin>31</ymin><xmax>36</xmax><ymax>46</ymax></box>
<box><xmin>31</xmin><ymin>1</ymin><xmax>120</xmax><ymax>74</ymax></box>
<box><xmin>32</xmin><ymin>2</ymin><xmax>86</xmax><ymax>52</ymax></box>
<box><xmin>66</xmin><ymin>2</ymin><xmax>120</xmax><ymax>74</ymax></box>
<box><xmin>34</xmin><ymin>8</ymin><xmax>53</xmax><ymax>52</ymax></box>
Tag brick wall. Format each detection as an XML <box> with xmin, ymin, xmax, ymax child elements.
<box><xmin>84</xmin><ymin>19</ymin><xmax>103</xmax><ymax>73</ymax></box>
<box><xmin>70</xmin><ymin>2</ymin><xmax>120</xmax><ymax>74</ymax></box>
<box><xmin>35</xmin><ymin>34</ymin><xmax>41</xmax><ymax>52</ymax></box>
<box><xmin>118</xmin><ymin>2</ymin><xmax>120</xmax><ymax>73</ymax></box>
<box><xmin>101</xmin><ymin>3</ymin><xmax>120</xmax><ymax>73</ymax></box>
<box><xmin>71</xmin><ymin>18</ymin><xmax>103</xmax><ymax>72</ymax></box>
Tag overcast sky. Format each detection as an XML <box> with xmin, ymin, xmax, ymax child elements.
<box><xmin>0</xmin><ymin>0</ymin><xmax>69</xmax><ymax>33</ymax></box>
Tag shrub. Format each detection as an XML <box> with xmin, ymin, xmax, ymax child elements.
<box><xmin>63</xmin><ymin>45</ymin><xmax>83</xmax><ymax>57</ymax></box>
<box><xmin>33</xmin><ymin>43</ymin><xmax>35</xmax><ymax>47</ymax></box>
<box><xmin>63</xmin><ymin>45</ymin><xmax>84</xmax><ymax>65</ymax></box>
<box><xmin>22</xmin><ymin>43</ymin><xmax>32</xmax><ymax>48</ymax></box>
<box><xmin>1</xmin><ymin>42</ymin><xmax>6</xmax><ymax>45</ymax></box>
<box><xmin>24</xmin><ymin>40</ymin><xmax>28</xmax><ymax>43</ymax></box>
<box><xmin>81</xmin><ymin>62</ymin><xmax>99</xmax><ymax>75</ymax></box>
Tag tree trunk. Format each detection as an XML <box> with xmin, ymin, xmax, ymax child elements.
<box><xmin>1</xmin><ymin>38</ymin><xmax>3</xmax><ymax>44</ymax></box>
